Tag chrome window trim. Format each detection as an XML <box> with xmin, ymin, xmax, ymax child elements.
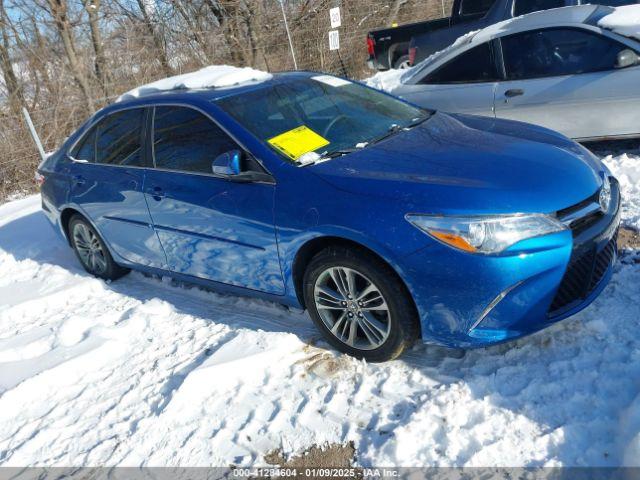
<box><xmin>66</xmin><ymin>101</ymin><xmax>275</xmax><ymax>184</ymax></box>
<box><xmin>559</xmin><ymin>201</ymin><xmax>602</xmax><ymax>226</ymax></box>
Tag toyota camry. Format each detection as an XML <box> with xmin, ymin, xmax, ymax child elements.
<box><xmin>37</xmin><ymin>70</ymin><xmax>620</xmax><ymax>361</ymax></box>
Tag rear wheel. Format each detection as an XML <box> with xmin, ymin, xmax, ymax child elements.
<box><xmin>393</xmin><ymin>54</ymin><xmax>411</xmax><ymax>69</ymax></box>
<box><xmin>303</xmin><ymin>246</ymin><xmax>419</xmax><ymax>362</ymax></box>
<box><xmin>69</xmin><ymin>215</ymin><xmax>129</xmax><ymax>281</ymax></box>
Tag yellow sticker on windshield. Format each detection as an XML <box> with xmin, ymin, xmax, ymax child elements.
<box><xmin>267</xmin><ymin>126</ymin><xmax>330</xmax><ymax>161</ymax></box>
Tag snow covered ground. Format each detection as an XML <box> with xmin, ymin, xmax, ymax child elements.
<box><xmin>0</xmin><ymin>152</ymin><xmax>638</xmax><ymax>467</ymax></box>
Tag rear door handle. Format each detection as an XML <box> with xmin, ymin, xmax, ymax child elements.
<box><xmin>73</xmin><ymin>175</ymin><xmax>85</xmax><ymax>186</ymax></box>
<box><xmin>505</xmin><ymin>89</ymin><xmax>525</xmax><ymax>98</ymax></box>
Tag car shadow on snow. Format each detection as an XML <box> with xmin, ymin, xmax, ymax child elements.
<box><xmin>0</xmin><ymin>210</ymin><xmax>318</xmax><ymax>340</ymax></box>
<box><xmin>1</xmin><ymin>210</ymin><xmax>640</xmax><ymax>467</ymax></box>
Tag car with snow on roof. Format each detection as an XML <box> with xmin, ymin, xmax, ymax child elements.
<box><xmin>36</xmin><ymin>66</ymin><xmax>620</xmax><ymax>361</ymax></box>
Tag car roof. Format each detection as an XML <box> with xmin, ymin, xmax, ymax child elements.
<box><xmin>404</xmin><ymin>4</ymin><xmax>614</xmax><ymax>82</ymax></box>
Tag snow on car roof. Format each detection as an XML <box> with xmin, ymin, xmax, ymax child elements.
<box><xmin>598</xmin><ymin>4</ymin><xmax>640</xmax><ymax>41</ymax></box>
<box><xmin>117</xmin><ymin>65</ymin><xmax>273</xmax><ymax>102</ymax></box>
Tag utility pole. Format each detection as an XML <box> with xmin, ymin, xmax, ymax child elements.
<box><xmin>279</xmin><ymin>0</ymin><xmax>298</xmax><ymax>70</ymax></box>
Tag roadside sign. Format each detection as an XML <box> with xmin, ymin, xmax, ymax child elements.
<box><xmin>330</xmin><ymin>7</ymin><xmax>341</xmax><ymax>28</ymax></box>
<box><xmin>329</xmin><ymin>30</ymin><xmax>340</xmax><ymax>50</ymax></box>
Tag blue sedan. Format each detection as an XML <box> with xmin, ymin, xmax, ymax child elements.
<box><xmin>37</xmin><ymin>71</ymin><xmax>620</xmax><ymax>361</ymax></box>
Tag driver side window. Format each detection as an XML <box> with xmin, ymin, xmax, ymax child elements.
<box><xmin>153</xmin><ymin>106</ymin><xmax>241</xmax><ymax>174</ymax></box>
<box><xmin>501</xmin><ymin>28</ymin><xmax>629</xmax><ymax>80</ymax></box>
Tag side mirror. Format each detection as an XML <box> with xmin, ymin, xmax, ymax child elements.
<box><xmin>212</xmin><ymin>150</ymin><xmax>242</xmax><ymax>176</ymax></box>
<box><xmin>615</xmin><ymin>49</ymin><xmax>639</xmax><ymax>69</ymax></box>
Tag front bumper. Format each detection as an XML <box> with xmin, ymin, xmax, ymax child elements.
<box><xmin>400</xmin><ymin>181</ymin><xmax>621</xmax><ymax>348</ymax></box>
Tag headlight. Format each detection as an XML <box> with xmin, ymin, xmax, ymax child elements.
<box><xmin>406</xmin><ymin>214</ymin><xmax>566</xmax><ymax>254</ymax></box>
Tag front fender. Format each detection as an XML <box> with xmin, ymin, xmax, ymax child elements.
<box><xmin>278</xmin><ymin>224</ymin><xmax>418</xmax><ymax>309</ymax></box>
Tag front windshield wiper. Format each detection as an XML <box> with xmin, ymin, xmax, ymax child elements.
<box><xmin>406</xmin><ymin>111</ymin><xmax>434</xmax><ymax>128</ymax></box>
<box><xmin>323</xmin><ymin>147</ymin><xmax>361</xmax><ymax>158</ymax></box>
<box><xmin>370</xmin><ymin>112</ymin><xmax>434</xmax><ymax>146</ymax></box>
<box><xmin>369</xmin><ymin>124</ymin><xmax>404</xmax><ymax>146</ymax></box>
<box><xmin>297</xmin><ymin>147</ymin><xmax>361</xmax><ymax>167</ymax></box>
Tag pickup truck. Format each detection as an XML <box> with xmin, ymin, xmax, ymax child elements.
<box><xmin>366</xmin><ymin>0</ymin><xmax>638</xmax><ymax>70</ymax></box>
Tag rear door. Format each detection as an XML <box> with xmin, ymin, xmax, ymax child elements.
<box><xmin>399</xmin><ymin>41</ymin><xmax>499</xmax><ymax>117</ymax></box>
<box><xmin>144</xmin><ymin>105</ymin><xmax>284</xmax><ymax>294</ymax></box>
<box><xmin>494</xmin><ymin>27</ymin><xmax>640</xmax><ymax>139</ymax></box>
<box><xmin>67</xmin><ymin>108</ymin><xmax>166</xmax><ymax>268</ymax></box>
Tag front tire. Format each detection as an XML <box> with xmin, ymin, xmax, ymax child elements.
<box><xmin>69</xmin><ymin>215</ymin><xmax>129</xmax><ymax>281</ymax></box>
<box><xmin>303</xmin><ymin>246</ymin><xmax>419</xmax><ymax>362</ymax></box>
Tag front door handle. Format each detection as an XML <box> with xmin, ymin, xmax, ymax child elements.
<box><xmin>505</xmin><ymin>89</ymin><xmax>525</xmax><ymax>98</ymax></box>
<box><xmin>73</xmin><ymin>175</ymin><xmax>85</xmax><ymax>186</ymax></box>
<box><xmin>150</xmin><ymin>186</ymin><xmax>165</xmax><ymax>201</ymax></box>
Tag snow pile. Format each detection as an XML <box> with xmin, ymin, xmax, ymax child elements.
<box><xmin>117</xmin><ymin>65</ymin><xmax>272</xmax><ymax>101</ymax></box>
<box><xmin>598</xmin><ymin>5</ymin><xmax>640</xmax><ymax>41</ymax></box>
<box><xmin>603</xmin><ymin>153</ymin><xmax>640</xmax><ymax>230</ymax></box>
<box><xmin>0</xmin><ymin>149</ymin><xmax>639</xmax><ymax>467</ymax></box>
<box><xmin>619</xmin><ymin>393</ymin><xmax>640</xmax><ymax>466</ymax></box>
<box><xmin>365</xmin><ymin>68</ymin><xmax>409</xmax><ymax>92</ymax></box>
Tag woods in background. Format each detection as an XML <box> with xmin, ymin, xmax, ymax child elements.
<box><xmin>0</xmin><ymin>0</ymin><xmax>452</xmax><ymax>199</ymax></box>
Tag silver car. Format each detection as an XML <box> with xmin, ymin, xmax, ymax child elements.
<box><xmin>391</xmin><ymin>5</ymin><xmax>640</xmax><ymax>141</ymax></box>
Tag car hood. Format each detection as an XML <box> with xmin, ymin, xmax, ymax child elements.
<box><xmin>308</xmin><ymin>112</ymin><xmax>603</xmax><ymax>215</ymax></box>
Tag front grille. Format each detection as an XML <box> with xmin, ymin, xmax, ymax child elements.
<box><xmin>589</xmin><ymin>237</ymin><xmax>616</xmax><ymax>291</ymax></box>
<box><xmin>549</xmin><ymin>232</ymin><xmax>617</xmax><ymax>315</ymax></box>
<box><xmin>570</xmin><ymin>211</ymin><xmax>603</xmax><ymax>236</ymax></box>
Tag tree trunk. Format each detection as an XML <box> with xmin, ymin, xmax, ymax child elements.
<box><xmin>388</xmin><ymin>0</ymin><xmax>409</xmax><ymax>25</ymax></box>
<box><xmin>0</xmin><ymin>0</ymin><xmax>24</xmax><ymax>113</ymax></box>
<box><xmin>84</xmin><ymin>0</ymin><xmax>109</xmax><ymax>97</ymax></box>
<box><xmin>135</xmin><ymin>0</ymin><xmax>173</xmax><ymax>76</ymax></box>
<box><xmin>47</xmin><ymin>0</ymin><xmax>95</xmax><ymax>112</ymax></box>
<box><xmin>203</xmin><ymin>0</ymin><xmax>226</xmax><ymax>27</ymax></box>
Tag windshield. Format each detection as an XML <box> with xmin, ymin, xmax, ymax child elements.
<box><xmin>215</xmin><ymin>75</ymin><xmax>429</xmax><ymax>164</ymax></box>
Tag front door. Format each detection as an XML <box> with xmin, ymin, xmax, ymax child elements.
<box><xmin>67</xmin><ymin>107</ymin><xmax>166</xmax><ymax>268</ymax></box>
<box><xmin>494</xmin><ymin>27</ymin><xmax>640</xmax><ymax>139</ymax></box>
<box><xmin>143</xmin><ymin>105</ymin><xmax>284</xmax><ymax>294</ymax></box>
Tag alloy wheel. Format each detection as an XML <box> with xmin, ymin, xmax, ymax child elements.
<box><xmin>73</xmin><ymin>223</ymin><xmax>107</xmax><ymax>274</ymax></box>
<box><xmin>313</xmin><ymin>266</ymin><xmax>391</xmax><ymax>350</ymax></box>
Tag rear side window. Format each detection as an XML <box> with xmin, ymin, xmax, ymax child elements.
<box><xmin>501</xmin><ymin>28</ymin><xmax>629</xmax><ymax>80</ymax></box>
<box><xmin>421</xmin><ymin>42</ymin><xmax>499</xmax><ymax>84</ymax></box>
<box><xmin>152</xmin><ymin>106</ymin><xmax>239</xmax><ymax>174</ymax></box>
<box><xmin>71</xmin><ymin>126</ymin><xmax>97</xmax><ymax>163</ymax></box>
<box><xmin>460</xmin><ymin>0</ymin><xmax>495</xmax><ymax>16</ymax></box>
<box><xmin>513</xmin><ymin>0</ymin><xmax>565</xmax><ymax>17</ymax></box>
<box><xmin>95</xmin><ymin>108</ymin><xmax>145</xmax><ymax>166</ymax></box>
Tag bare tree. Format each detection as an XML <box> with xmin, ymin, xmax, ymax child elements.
<box><xmin>127</xmin><ymin>0</ymin><xmax>173</xmax><ymax>75</ymax></box>
<box><xmin>82</xmin><ymin>0</ymin><xmax>109</xmax><ymax>96</ymax></box>
<box><xmin>44</xmin><ymin>0</ymin><xmax>95</xmax><ymax>111</ymax></box>
<box><xmin>0</xmin><ymin>0</ymin><xmax>24</xmax><ymax>113</ymax></box>
<box><xmin>1</xmin><ymin>0</ymin><xmax>454</xmax><ymax>201</ymax></box>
